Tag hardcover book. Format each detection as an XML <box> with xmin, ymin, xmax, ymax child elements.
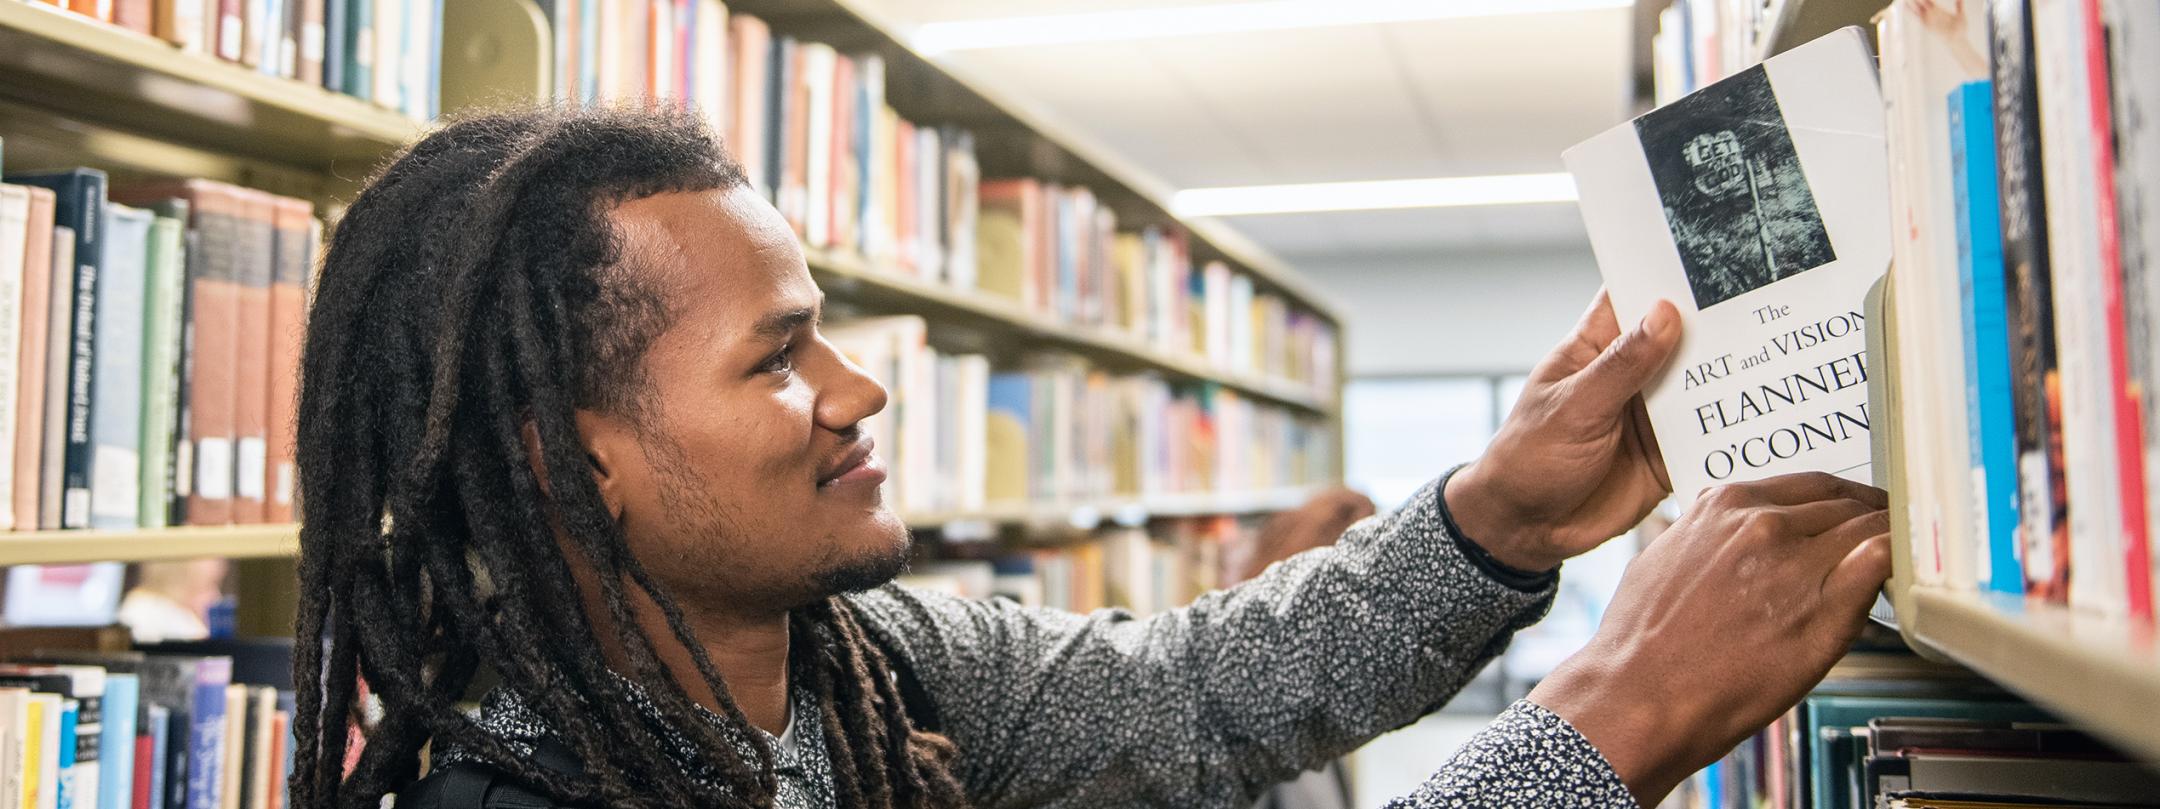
<box><xmin>0</xmin><ymin>186</ymin><xmax>31</xmax><ymax>532</ymax></box>
<box><xmin>12</xmin><ymin>169</ymin><xmax>111</xmax><ymax>530</ymax></box>
<box><xmin>14</xmin><ymin>186</ymin><xmax>57</xmax><ymax>531</ymax></box>
<box><xmin>1565</xmin><ymin>27</ymin><xmax>1891</xmax><ymax>499</ymax></box>
<box><xmin>89</xmin><ymin>203</ymin><xmax>151</xmax><ymax>531</ymax></box>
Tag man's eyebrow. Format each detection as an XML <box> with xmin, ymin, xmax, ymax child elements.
<box><xmin>750</xmin><ymin>299</ymin><xmax>822</xmax><ymax>341</ymax></box>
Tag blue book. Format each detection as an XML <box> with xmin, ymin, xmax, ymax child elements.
<box><xmin>185</xmin><ymin>658</ymin><xmax>231</xmax><ymax>809</ymax></box>
<box><xmin>56</xmin><ymin>700</ymin><xmax>78</xmax><ymax>809</ymax></box>
<box><xmin>1950</xmin><ymin>80</ymin><xmax>2023</xmax><ymax>596</ymax></box>
<box><xmin>578</xmin><ymin>0</ymin><xmax>599</xmax><ymax>103</ymax></box>
<box><xmin>426</xmin><ymin>0</ymin><xmax>444</xmax><ymax>118</ymax></box>
<box><xmin>90</xmin><ymin>204</ymin><xmax>151</xmax><ymax>531</ymax></box>
<box><xmin>10</xmin><ymin>170</ymin><xmax>108</xmax><ymax>529</ymax></box>
<box><xmin>144</xmin><ymin>703</ymin><xmax>170</xmax><ymax>809</ymax></box>
<box><xmin>323</xmin><ymin>0</ymin><xmax>348</xmax><ymax>92</ymax></box>
<box><xmin>94</xmin><ymin>674</ymin><xmax>137</xmax><ymax>809</ymax></box>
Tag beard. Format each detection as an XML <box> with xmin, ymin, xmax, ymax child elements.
<box><xmin>808</xmin><ymin>528</ymin><xmax>913</xmax><ymax>596</ymax></box>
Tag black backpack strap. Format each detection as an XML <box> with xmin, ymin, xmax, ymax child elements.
<box><xmin>401</xmin><ymin>739</ymin><xmax>587</xmax><ymax>808</ymax></box>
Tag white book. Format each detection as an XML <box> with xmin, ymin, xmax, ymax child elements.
<box><xmin>89</xmin><ymin>204</ymin><xmax>152</xmax><ymax>531</ymax></box>
<box><xmin>373</xmin><ymin>0</ymin><xmax>404</xmax><ymax>110</ymax></box>
<box><xmin>2105</xmin><ymin>0</ymin><xmax>2160</xmax><ymax>608</ymax></box>
<box><xmin>694</xmin><ymin>0</ymin><xmax>730</xmax><ymax>131</ymax></box>
<box><xmin>0</xmin><ymin>188</ymin><xmax>29</xmax><ymax>531</ymax></box>
<box><xmin>38</xmin><ymin>229</ymin><xmax>73</xmax><ymax>531</ymax></box>
<box><xmin>0</xmin><ymin>687</ymin><xmax>23</xmax><ymax>809</ymax></box>
<box><xmin>954</xmin><ymin>354</ymin><xmax>989</xmax><ymax>513</ymax></box>
<box><xmin>2034</xmin><ymin>0</ymin><xmax>2126</xmax><ymax>616</ymax></box>
<box><xmin>1566</xmin><ymin>27</ymin><xmax>1889</xmax><ymax>500</ymax></box>
<box><xmin>802</xmin><ymin>43</ymin><xmax>836</xmax><ymax>249</ymax></box>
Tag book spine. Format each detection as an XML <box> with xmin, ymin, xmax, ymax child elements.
<box><xmin>1992</xmin><ymin>0</ymin><xmax>2071</xmax><ymax>603</ymax></box>
<box><xmin>0</xmin><ymin>190</ymin><xmax>30</xmax><ymax>532</ymax></box>
<box><xmin>59</xmin><ymin>177</ymin><xmax>107</xmax><ymax>531</ymax></box>
<box><xmin>297</xmin><ymin>0</ymin><xmax>325</xmax><ymax>86</ymax></box>
<box><xmin>321</xmin><ymin>0</ymin><xmax>345</xmax><ymax>92</ymax></box>
<box><xmin>112</xmin><ymin>0</ymin><xmax>153</xmax><ymax>34</ymax></box>
<box><xmin>215</xmin><ymin>0</ymin><xmax>243</xmax><ymax>62</ymax></box>
<box><xmin>96</xmin><ymin>675</ymin><xmax>136</xmax><ymax>809</ymax></box>
<box><xmin>40</xmin><ymin>227</ymin><xmax>75</xmax><ymax>530</ymax></box>
<box><xmin>186</xmin><ymin>665</ymin><xmax>228</xmax><ymax>809</ymax></box>
<box><xmin>12</xmin><ymin>189</ymin><xmax>53</xmax><ymax>531</ymax></box>
<box><xmin>343</xmin><ymin>0</ymin><xmax>372</xmax><ymax>100</ymax></box>
<box><xmin>188</xmin><ymin>187</ymin><xmax>239</xmax><ymax>526</ymax></box>
<box><xmin>2081</xmin><ymin>0</ymin><xmax>2152</xmax><ymax>618</ymax></box>
<box><xmin>264</xmin><ymin>200</ymin><xmax>311</xmax><ymax>524</ymax></box>
<box><xmin>89</xmin><ymin>206</ymin><xmax>149</xmax><ymax>531</ymax></box>
<box><xmin>2109</xmin><ymin>0</ymin><xmax>2160</xmax><ymax>616</ymax></box>
<box><xmin>1957</xmin><ymin>81</ymin><xmax>2025</xmax><ymax>596</ymax></box>
<box><xmin>140</xmin><ymin>216</ymin><xmax>186</xmax><ymax>530</ymax></box>
<box><xmin>230</xmin><ymin>192</ymin><xmax>274</xmax><ymax>525</ymax></box>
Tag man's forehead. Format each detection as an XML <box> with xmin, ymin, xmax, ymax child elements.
<box><xmin>607</xmin><ymin>187</ymin><xmax>812</xmax><ymax>322</ymax></box>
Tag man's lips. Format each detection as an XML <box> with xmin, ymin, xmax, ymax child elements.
<box><xmin>818</xmin><ymin>438</ymin><xmax>884</xmax><ymax>488</ymax></box>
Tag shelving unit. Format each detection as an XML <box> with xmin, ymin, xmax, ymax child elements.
<box><xmin>0</xmin><ymin>0</ymin><xmax>1346</xmax><ymax>585</ymax></box>
<box><xmin>1867</xmin><ymin>276</ymin><xmax>2160</xmax><ymax>765</ymax></box>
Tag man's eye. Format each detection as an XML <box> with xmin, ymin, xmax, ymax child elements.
<box><xmin>758</xmin><ymin>345</ymin><xmax>795</xmax><ymax>374</ymax></box>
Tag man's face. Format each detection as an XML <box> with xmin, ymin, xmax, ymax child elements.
<box><xmin>576</xmin><ymin>185</ymin><xmax>907</xmax><ymax>614</ymax></box>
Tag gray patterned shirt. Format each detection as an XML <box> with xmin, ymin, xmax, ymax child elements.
<box><xmin>447</xmin><ymin>477</ymin><xmax>1641</xmax><ymax>807</ymax></box>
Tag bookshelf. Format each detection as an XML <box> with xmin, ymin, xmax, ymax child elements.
<box><xmin>1870</xmin><ymin>277</ymin><xmax>2160</xmax><ymax>764</ymax></box>
<box><xmin>0</xmin><ymin>0</ymin><xmax>1347</xmax><ymax>592</ymax></box>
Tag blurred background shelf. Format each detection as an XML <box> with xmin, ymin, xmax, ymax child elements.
<box><xmin>0</xmin><ymin>524</ymin><xmax>300</xmax><ymax>567</ymax></box>
<box><xmin>901</xmin><ymin>486</ymin><xmax>1323</xmax><ymax>531</ymax></box>
<box><xmin>0</xmin><ymin>0</ymin><xmax>419</xmax><ymax>172</ymax></box>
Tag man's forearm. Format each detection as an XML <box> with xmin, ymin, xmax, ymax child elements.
<box><xmin>1383</xmin><ymin>701</ymin><xmax>1639</xmax><ymax>809</ymax></box>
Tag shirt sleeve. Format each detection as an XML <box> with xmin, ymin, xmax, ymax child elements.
<box><xmin>846</xmin><ymin>475</ymin><xmax>1559</xmax><ymax>808</ymax></box>
<box><xmin>1383</xmin><ymin>701</ymin><xmax>1639</xmax><ymax>809</ymax></box>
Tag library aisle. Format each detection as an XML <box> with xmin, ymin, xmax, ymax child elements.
<box><xmin>0</xmin><ymin>0</ymin><xmax>2155</xmax><ymax>807</ymax></box>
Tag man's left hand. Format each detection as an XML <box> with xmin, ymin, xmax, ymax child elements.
<box><xmin>1444</xmin><ymin>290</ymin><xmax>1680</xmax><ymax>572</ymax></box>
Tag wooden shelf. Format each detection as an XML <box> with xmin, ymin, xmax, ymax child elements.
<box><xmin>0</xmin><ymin>524</ymin><xmax>299</xmax><ymax>566</ymax></box>
<box><xmin>0</xmin><ymin>489</ymin><xmax>1322</xmax><ymax>565</ymax></box>
<box><xmin>806</xmin><ymin>247</ymin><xmax>1335</xmax><ymax>414</ymax></box>
<box><xmin>902</xmin><ymin>486</ymin><xmax>1322</xmax><ymax>531</ymax></box>
<box><xmin>0</xmin><ymin>2</ymin><xmax>419</xmax><ymax>173</ymax></box>
<box><xmin>1896</xmin><ymin>587</ymin><xmax>2160</xmax><ymax>761</ymax></box>
<box><xmin>1751</xmin><ymin>0</ymin><xmax>1888</xmax><ymax>62</ymax></box>
<box><xmin>726</xmin><ymin>0</ymin><xmax>1341</xmax><ymax>324</ymax></box>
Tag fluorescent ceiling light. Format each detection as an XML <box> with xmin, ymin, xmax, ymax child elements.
<box><xmin>911</xmin><ymin>0</ymin><xmax>1634</xmax><ymax>53</ymax></box>
<box><xmin>1172</xmin><ymin>173</ymin><xmax>1579</xmax><ymax>216</ymax></box>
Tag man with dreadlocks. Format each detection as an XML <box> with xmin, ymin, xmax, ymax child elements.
<box><xmin>293</xmin><ymin>105</ymin><xmax>1892</xmax><ymax>809</ymax></box>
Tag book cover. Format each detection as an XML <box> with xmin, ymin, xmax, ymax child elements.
<box><xmin>89</xmin><ymin>203</ymin><xmax>150</xmax><ymax>531</ymax></box>
<box><xmin>39</xmin><ymin>227</ymin><xmax>74</xmax><ymax>530</ymax></box>
<box><xmin>1951</xmin><ymin>80</ymin><xmax>2024</xmax><ymax>596</ymax></box>
<box><xmin>265</xmin><ymin>198</ymin><xmax>311</xmax><ymax>524</ymax></box>
<box><xmin>0</xmin><ymin>187</ymin><xmax>30</xmax><ymax>532</ymax></box>
<box><xmin>11</xmin><ymin>170</ymin><xmax>109</xmax><ymax>530</ymax></box>
<box><xmin>2106</xmin><ymin>0</ymin><xmax>2160</xmax><ymax>613</ymax></box>
<box><xmin>15</xmin><ymin>186</ymin><xmax>56</xmax><ymax>531</ymax></box>
<box><xmin>139</xmin><ymin>213</ymin><xmax>186</xmax><ymax>530</ymax></box>
<box><xmin>1565</xmin><ymin>28</ymin><xmax>1888</xmax><ymax>499</ymax></box>
<box><xmin>1989</xmin><ymin>0</ymin><xmax>2071</xmax><ymax>602</ymax></box>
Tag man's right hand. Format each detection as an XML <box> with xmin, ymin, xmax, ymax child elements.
<box><xmin>1526</xmin><ymin>472</ymin><xmax>1892</xmax><ymax>805</ymax></box>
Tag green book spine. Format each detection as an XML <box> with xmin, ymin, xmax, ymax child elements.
<box><xmin>139</xmin><ymin>215</ymin><xmax>186</xmax><ymax>529</ymax></box>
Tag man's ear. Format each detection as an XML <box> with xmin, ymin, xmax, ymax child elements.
<box><xmin>521</xmin><ymin>414</ymin><xmax>628</xmax><ymax>522</ymax></box>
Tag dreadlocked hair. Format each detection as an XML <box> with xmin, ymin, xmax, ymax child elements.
<box><xmin>291</xmin><ymin>105</ymin><xmax>969</xmax><ymax>809</ymax></box>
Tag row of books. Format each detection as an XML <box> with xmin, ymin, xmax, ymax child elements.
<box><xmin>900</xmin><ymin>515</ymin><xmax>1253</xmax><ymax>615</ymax></box>
<box><xmin>0</xmin><ymin>157</ymin><xmax>313</xmax><ymax>531</ymax></box>
<box><xmin>1657</xmin><ymin>0</ymin><xmax>2160</xmax><ymax>619</ymax></box>
<box><xmin>0</xmin><ymin>636</ymin><xmax>294</xmax><ymax>809</ymax></box>
<box><xmin>1647</xmin><ymin>0</ymin><xmax>1786</xmax><ymax>108</ymax></box>
<box><xmin>14</xmin><ymin>0</ymin><xmax>442</xmax><ymax>121</ymax></box>
<box><xmin>542</xmin><ymin>2</ymin><xmax>1341</xmax><ymax>395</ymax></box>
<box><xmin>1672</xmin><ymin>649</ymin><xmax>2160</xmax><ymax>808</ymax></box>
<box><xmin>823</xmin><ymin>315</ymin><xmax>1334</xmax><ymax>518</ymax></box>
<box><xmin>1874</xmin><ymin>0</ymin><xmax>2160</xmax><ymax>620</ymax></box>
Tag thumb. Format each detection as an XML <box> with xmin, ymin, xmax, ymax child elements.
<box><xmin>1822</xmin><ymin>533</ymin><xmax>1893</xmax><ymax>614</ymax></box>
<box><xmin>1571</xmin><ymin>300</ymin><xmax>1682</xmax><ymax>414</ymax></box>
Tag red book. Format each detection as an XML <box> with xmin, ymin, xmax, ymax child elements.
<box><xmin>782</xmin><ymin>42</ymin><xmax>810</xmax><ymax>235</ymax></box>
<box><xmin>113</xmin><ymin>180</ymin><xmax>242</xmax><ymax>525</ymax></box>
<box><xmin>892</xmin><ymin>118</ymin><xmax>915</xmax><ymax>275</ymax></box>
<box><xmin>725</xmin><ymin>14</ymin><xmax>770</xmax><ymax>190</ymax></box>
<box><xmin>267</xmin><ymin>710</ymin><xmax>291</xmax><ymax>809</ymax></box>
<box><xmin>215</xmin><ymin>0</ymin><xmax>244</xmax><ymax>61</ymax></box>
<box><xmin>2082</xmin><ymin>0</ymin><xmax>2152</xmax><ymax>619</ymax></box>
<box><xmin>829</xmin><ymin>53</ymin><xmax>855</xmax><ymax>251</ymax></box>
<box><xmin>231</xmin><ymin>188</ymin><xmax>276</xmax><ymax>524</ymax></box>
<box><xmin>12</xmin><ymin>187</ymin><xmax>56</xmax><ymax>531</ymax></box>
<box><xmin>265</xmin><ymin>197</ymin><xmax>314</xmax><ymax>525</ymax></box>
<box><xmin>112</xmin><ymin>0</ymin><xmax>153</xmax><ymax>33</ymax></box>
<box><xmin>132</xmin><ymin>729</ymin><xmax>154</xmax><ymax>809</ymax></box>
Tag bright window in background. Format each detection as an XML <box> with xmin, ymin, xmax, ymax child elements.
<box><xmin>1343</xmin><ymin>375</ymin><xmax>1526</xmax><ymax>511</ymax></box>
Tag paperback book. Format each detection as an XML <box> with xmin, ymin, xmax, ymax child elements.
<box><xmin>1566</xmin><ymin>27</ymin><xmax>1892</xmax><ymax>498</ymax></box>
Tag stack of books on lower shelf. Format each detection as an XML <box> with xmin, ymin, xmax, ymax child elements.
<box><xmin>824</xmin><ymin>315</ymin><xmax>1333</xmax><ymax>521</ymax></box>
<box><xmin>1677</xmin><ymin>643</ymin><xmax>2160</xmax><ymax>808</ymax></box>
<box><xmin>0</xmin><ymin>630</ymin><xmax>296</xmax><ymax>809</ymax></box>
<box><xmin>1</xmin><ymin>154</ymin><xmax>317</xmax><ymax>534</ymax></box>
